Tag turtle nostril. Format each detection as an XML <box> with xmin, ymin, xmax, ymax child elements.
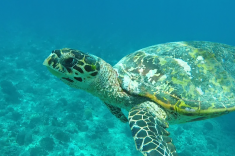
<box><xmin>52</xmin><ymin>50</ymin><xmax>61</xmax><ymax>57</ymax></box>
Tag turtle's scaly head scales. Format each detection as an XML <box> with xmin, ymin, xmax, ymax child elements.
<box><xmin>43</xmin><ymin>48</ymin><xmax>100</xmax><ymax>90</ymax></box>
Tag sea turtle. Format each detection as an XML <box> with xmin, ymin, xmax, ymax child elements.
<box><xmin>43</xmin><ymin>41</ymin><xmax>235</xmax><ymax>156</ymax></box>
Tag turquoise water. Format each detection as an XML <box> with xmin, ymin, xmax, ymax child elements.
<box><xmin>0</xmin><ymin>0</ymin><xmax>235</xmax><ymax>156</ymax></box>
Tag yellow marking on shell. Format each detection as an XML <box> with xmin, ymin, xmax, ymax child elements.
<box><xmin>207</xmin><ymin>103</ymin><xmax>216</xmax><ymax>110</ymax></box>
<box><xmin>155</xmin><ymin>81</ymin><xmax>173</xmax><ymax>95</ymax></box>
<box><xmin>222</xmin><ymin>85</ymin><xmax>231</xmax><ymax>92</ymax></box>
<box><xmin>158</xmin><ymin>57</ymin><xmax>167</xmax><ymax>65</ymax></box>
<box><xmin>172</xmin><ymin>77</ymin><xmax>190</xmax><ymax>88</ymax></box>
<box><xmin>175</xmin><ymin>99</ymin><xmax>235</xmax><ymax>115</ymax></box>
<box><xmin>168</xmin><ymin>86</ymin><xmax>175</xmax><ymax>94</ymax></box>
<box><xmin>142</xmin><ymin>93</ymin><xmax>176</xmax><ymax>110</ymax></box>
<box><xmin>188</xmin><ymin>48</ymin><xmax>198</xmax><ymax>59</ymax></box>
<box><xmin>133</xmin><ymin>53</ymin><xmax>144</xmax><ymax>62</ymax></box>
<box><xmin>133</xmin><ymin>56</ymin><xmax>139</xmax><ymax>62</ymax></box>
<box><xmin>177</xmin><ymin>100</ymin><xmax>199</xmax><ymax>113</ymax></box>
<box><xmin>187</xmin><ymin>85</ymin><xmax>196</xmax><ymax>98</ymax></box>
<box><xmin>142</xmin><ymin>91</ymin><xmax>235</xmax><ymax>116</ymax></box>
<box><xmin>209</xmin><ymin>77</ymin><xmax>220</xmax><ymax>86</ymax></box>
<box><xmin>197</xmin><ymin>63</ymin><xmax>215</xmax><ymax>74</ymax></box>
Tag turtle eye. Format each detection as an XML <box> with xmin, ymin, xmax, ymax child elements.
<box><xmin>52</xmin><ymin>50</ymin><xmax>61</xmax><ymax>57</ymax></box>
<box><xmin>61</xmin><ymin>57</ymin><xmax>78</xmax><ymax>68</ymax></box>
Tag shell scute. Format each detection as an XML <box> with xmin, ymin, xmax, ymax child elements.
<box><xmin>114</xmin><ymin>41</ymin><xmax>235</xmax><ymax>116</ymax></box>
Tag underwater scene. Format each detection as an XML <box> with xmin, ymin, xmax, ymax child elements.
<box><xmin>0</xmin><ymin>0</ymin><xmax>235</xmax><ymax>156</ymax></box>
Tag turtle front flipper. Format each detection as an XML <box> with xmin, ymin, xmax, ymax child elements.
<box><xmin>128</xmin><ymin>101</ymin><xmax>177</xmax><ymax>156</ymax></box>
<box><xmin>104</xmin><ymin>102</ymin><xmax>128</xmax><ymax>123</ymax></box>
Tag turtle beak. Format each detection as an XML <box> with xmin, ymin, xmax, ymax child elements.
<box><xmin>43</xmin><ymin>54</ymin><xmax>54</xmax><ymax>67</ymax></box>
<box><xmin>43</xmin><ymin>52</ymin><xmax>61</xmax><ymax>66</ymax></box>
<box><xmin>43</xmin><ymin>54</ymin><xmax>65</xmax><ymax>77</ymax></box>
<box><xmin>43</xmin><ymin>50</ymin><xmax>62</xmax><ymax>67</ymax></box>
<box><xmin>43</xmin><ymin>57</ymin><xmax>50</xmax><ymax>66</ymax></box>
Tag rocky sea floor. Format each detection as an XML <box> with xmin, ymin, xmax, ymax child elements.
<box><xmin>0</xmin><ymin>32</ymin><xmax>235</xmax><ymax>156</ymax></box>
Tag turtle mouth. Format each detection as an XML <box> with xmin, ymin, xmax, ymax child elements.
<box><xmin>45</xmin><ymin>65</ymin><xmax>63</xmax><ymax>77</ymax></box>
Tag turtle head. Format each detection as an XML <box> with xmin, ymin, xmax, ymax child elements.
<box><xmin>43</xmin><ymin>48</ymin><xmax>100</xmax><ymax>90</ymax></box>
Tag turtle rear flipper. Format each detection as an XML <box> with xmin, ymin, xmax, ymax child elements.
<box><xmin>128</xmin><ymin>102</ymin><xmax>177</xmax><ymax>156</ymax></box>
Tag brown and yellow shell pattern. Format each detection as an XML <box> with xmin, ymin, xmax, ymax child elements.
<box><xmin>114</xmin><ymin>41</ymin><xmax>235</xmax><ymax>120</ymax></box>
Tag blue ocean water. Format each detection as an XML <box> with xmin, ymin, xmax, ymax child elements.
<box><xmin>0</xmin><ymin>0</ymin><xmax>235</xmax><ymax>156</ymax></box>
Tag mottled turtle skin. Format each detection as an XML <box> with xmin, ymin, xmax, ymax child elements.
<box><xmin>43</xmin><ymin>41</ymin><xmax>235</xmax><ymax>156</ymax></box>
